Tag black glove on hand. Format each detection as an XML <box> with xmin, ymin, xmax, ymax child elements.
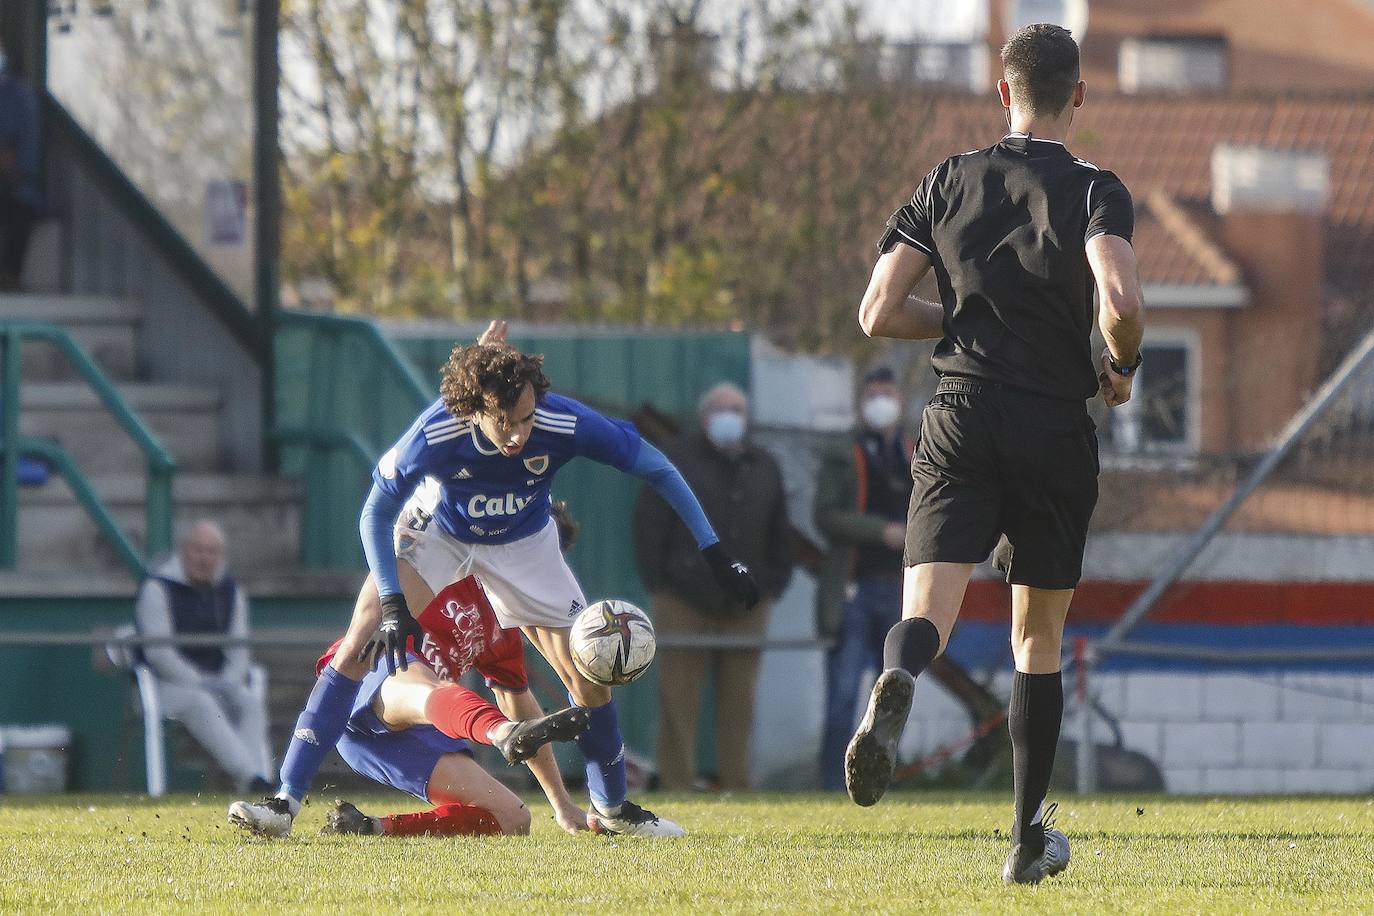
<box><xmin>703</xmin><ymin>542</ymin><xmax>761</xmax><ymax>609</ymax></box>
<box><xmin>359</xmin><ymin>593</ymin><xmax>425</xmax><ymax>675</ymax></box>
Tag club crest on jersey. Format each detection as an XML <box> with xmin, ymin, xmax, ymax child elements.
<box><xmin>523</xmin><ymin>454</ymin><xmax>549</xmax><ymax>475</ymax></box>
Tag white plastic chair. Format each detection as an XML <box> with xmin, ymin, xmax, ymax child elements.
<box><xmin>104</xmin><ymin>625</ymin><xmax>272</xmax><ymax>796</ymax></box>
<box><xmin>105</xmin><ymin>623</ymin><xmax>168</xmax><ymax>797</ymax></box>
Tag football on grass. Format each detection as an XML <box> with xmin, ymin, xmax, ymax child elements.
<box><xmin>570</xmin><ymin>600</ymin><xmax>656</xmax><ymax>687</ymax></box>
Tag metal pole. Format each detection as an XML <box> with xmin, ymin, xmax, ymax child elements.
<box><xmin>1099</xmin><ymin>327</ymin><xmax>1374</xmax><ymax>649</ymax></box>
<box><xmin>1074</xmin><ymin>636</ymin><xmax>1095</xmax><ymax>793</ymax></box>
<box><xmin>1</xmin><ymin>330</ymin><xmax>21</xmax><ymax>568</ymax></box>
<box><xmin>254</xmin><ymin>0</ymin><xmax>281</xmax><ymax>472</ymax></box>
<box><xmin>144</xmin><ymin>460</ymin><xmax>173</xmax><ymax>561</ymax></box>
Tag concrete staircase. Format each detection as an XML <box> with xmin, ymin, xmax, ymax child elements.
<box><xmin>1</xmin><ymin>293</ymin><xmax>303</xmax><ymax>581</ymax></box>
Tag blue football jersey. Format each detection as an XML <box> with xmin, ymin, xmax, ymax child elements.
<box><xmin>373</xmin><ymin>392</ymin><xmax>642</xmax><ymax>544</ymax></box>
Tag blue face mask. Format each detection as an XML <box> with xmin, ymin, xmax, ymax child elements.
<box><xmin>705</xmin><ymin>410</ymin><xmax>746</xmax><ymax>449</ymax></box>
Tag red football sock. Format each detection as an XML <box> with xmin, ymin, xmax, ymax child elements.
<box><xmin>380</xmin><ymin>804</ymin><xmax>502</xmax><ymax>837</ymax></box>
<box><xmin>423</xmin><ymin>684</ymin><xmax>509</xmax><ymax>745</ymax></box>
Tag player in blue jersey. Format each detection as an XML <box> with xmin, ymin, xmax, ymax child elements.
<box><xmin>229</xmin><ymin>321</ymin><xmax>759</xmax><ymax>838</ymax></box>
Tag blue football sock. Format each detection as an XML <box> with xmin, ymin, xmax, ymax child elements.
<box><xmin>277</xmin><ymin>666</ymin><xmax>361</xmax><ymax>803</ymax></box>
<box><xmin>574</xmin><ymin>697</ymin><xmax>627</xmax><ymax>814</ymax></box>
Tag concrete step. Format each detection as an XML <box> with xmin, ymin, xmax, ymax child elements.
<box><xmin>16</xmin><ymin>473</ymin><xmax>304</xmax><ymax>575</ymax></box>
<box><xmin>0</xmin><ymin>294</ymin><xmax>141</xmax><ymax>381</ymax></box>
<box><xmin>19</xmin><ymin>381</ymin><xmax>221</xmax><ymax>473</ymax></box>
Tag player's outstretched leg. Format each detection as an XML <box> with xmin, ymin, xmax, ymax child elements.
<box><xmin>322</xmin><ymin>800</ymin><xmax>503</xmax><ymax>838</ymax></box>
<box><xmin>409</xmin><ymin>679</ymin><xmax>591</xmax><ymax>764</ymax></box>
<box><xmin>229</xmin><ymin>571</ymin><xmax>434</xmax><ymax>837</ymax></box>
<box><xmin>228</xmin><ymin>664</ymin><xmax>363</xmax><ymax>837</ymax></box>
<box><xmin>576</xmin><ymin>698</ymin><xmax>683</xmax><ymax>839</ymax></box>
<box><xmin>490</xmin><ymin>705</ymin><xmax>591</xmax><ymax>765</ymax></box>
<box><xmin>524</xmin><ymin>623</ymin><xmax>683</xmax><ymax>838</ymax></box>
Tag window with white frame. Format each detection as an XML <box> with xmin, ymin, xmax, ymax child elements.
<box><xmin>1107</xmin><ymin>328</ymin><xmax>1200</xmax><ymax>454</ymax></box>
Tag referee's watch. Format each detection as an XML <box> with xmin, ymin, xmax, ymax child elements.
<box><xmin>1108</xmin><ymin>350</ymin><xmax>1143</xmax><ymax>377</ymax></box>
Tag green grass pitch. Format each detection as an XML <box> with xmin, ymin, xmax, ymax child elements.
<box><xmin>3</xmin><ymin>792</ymin><xmax>1371</xmax><ymax>912</ymax></box>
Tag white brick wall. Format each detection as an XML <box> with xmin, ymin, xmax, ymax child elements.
<box><xmin>1165</xmin><ymin>768</ymin><xmax>1204</xmax><ymax>794</ymax></box>
<box><xmin>1238</xmin><ymin>722</ymin><xmax>1318</xmax><ymax>768</ymax></box>
<box><xmin>1281</xmin><ymin>674</ymin><xmax>1371</xmax><ymax>723</ymax></box>
<box><xmin>1082</xmin><ymin>670</ymin><xmax>1374</xmax><ymax>795</ymax></box>
<box><xmin>1202</xmin><ymin>768</ymin><xmax>1284</xmax><ymax>794</ymax></box>
<box><xmin>1121</xmin><ymin>673</ymin><xmax>1204</xmax><ymax>721</ymax></box>
<box><xmin>885</xmin><ymin>669</ymin><xmax>1374</xmax><ymax>795</ymax></box>
<box><xmin>1281</xmin><ymin>769</ymin><xmax>1372</xmax><ymax>794</ymax></box>
<box><xmin>1317</xmin><ymin>724</ymin><xmax>1374</xmax><ymax>768</ymax></box>
<box><xmin>1117</xmin><ymin>721</ymin><xmax>1163</xmax><ymax>761</ymax></box>
<box><xmin>1202</xmin><ymin>674</ymin><xmax>1282</xmax><ymax>721</ymax></box>
<box><xmin>1163</xmin><ymin>722</ymin><xmax>1240</xmax><ymax>768</ymax></box>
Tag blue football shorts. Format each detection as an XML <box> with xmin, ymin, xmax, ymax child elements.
<box><xmin>335</xmin><ymin>651</ymin><xmax>472</xmax><ymax>802</ymax></box>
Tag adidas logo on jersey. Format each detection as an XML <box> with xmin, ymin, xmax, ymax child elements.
<box><xmin>467</xmin><ymin>492</ymin><xmax>536</xmax><ymax>518</ymax></box>
<box><xmin>452</xmin><ymin>468</ymin><xmax>472</xmax><ymax>480</ymax></box>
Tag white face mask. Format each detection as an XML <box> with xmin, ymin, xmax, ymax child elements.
<box><xmin>861</xmin><ymin>395</ymin><xmax>901</xmax><ymax>431</ymax></box>
<box><xmin>705</xmin><ymin>410</ymin><xmax>746</xmax><ymax>449</ymax></box>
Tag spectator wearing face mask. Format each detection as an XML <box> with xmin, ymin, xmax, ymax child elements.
<box><xmin>814</xmin><ymin>367</ymin><xmax>915</xmax><ymax>790</ymax></box>
<box><xmin>633</xmin><ymin>382</ymin><xmax>793</xmax><ymax>791</ymax></box>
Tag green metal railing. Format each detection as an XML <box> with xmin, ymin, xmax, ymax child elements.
<box><xmin>273</xmin><ymin>310</ymin><xmax>429</xmax><ymax>566</ymax></box>
<box><xmin>0</xmin><ymin>322</ymin><xmax>175</xmax><ymax>578</ymax></box>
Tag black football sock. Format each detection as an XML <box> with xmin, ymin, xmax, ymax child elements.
<box><xmin>882</xmin><ymin>617</ymin><xmax>941</xmax><ymax>678</ymax></box>
<box><xmin>1008</xmin><ymin>670</ymin><xmax>1064</xmax><ymax>855</ymax></box>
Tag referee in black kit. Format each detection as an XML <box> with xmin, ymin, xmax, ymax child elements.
<box><xmin>844</xmin><ymin>24</ymin><xmax>1145</xmax><ymax>885</ymax></box>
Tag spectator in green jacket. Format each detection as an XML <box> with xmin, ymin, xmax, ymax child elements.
<box><xmin>633</xmin><ymin>382</ymin><xmax>793</xmax><ymax>791</ymax></box>
<box><xmin>815</xmin><ymin>367</ymin><xmax>915</xmax><ymax>790</ymax></box>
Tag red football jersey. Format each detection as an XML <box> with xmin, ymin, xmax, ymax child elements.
<box><xmin>316</xmin><ymin>575</ymin><xmax>527</xmax><ymax>690</ymax></box>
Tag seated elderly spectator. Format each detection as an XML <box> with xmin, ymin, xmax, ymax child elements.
<box><xmin>135</xmin><ymin>520</ymin><xmax>273</xmax><ymax>792</ymax></box>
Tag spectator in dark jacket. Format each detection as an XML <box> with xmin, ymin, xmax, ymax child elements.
<box><xmin>815</xmin><ymin>367</ymin><xmax>915</xmax><ymax>790</ymax></box>
<box><xmin>0</xmin><ymin>47</ymin><xmax>42</xmax><ymax>291</ymax></box>
<box><xmin>634</xmin><ymin>382</ymin><xmax>793</xmax><ymax>790</ymax></box>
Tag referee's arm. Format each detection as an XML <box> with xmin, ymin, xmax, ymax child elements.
<box><xmin>1087</xmin><ymin>234</ymin><xmax>1145</xmax><ymax>407</ymax></box>
<box><xmin>857</xmin><ymin>245</ymin><xmax>944</xmax><ymax>340</ymax></box>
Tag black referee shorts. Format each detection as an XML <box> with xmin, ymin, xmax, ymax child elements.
<box><xmin>904</xmin><ymin>377</ymin><xmax>1099</xmax><ymax>590</ymax></box>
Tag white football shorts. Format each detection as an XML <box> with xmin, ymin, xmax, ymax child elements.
<box><xmin>394</xmin><ymin>505</ymin><xmax>587</xmax><ymax>631</ymax></box>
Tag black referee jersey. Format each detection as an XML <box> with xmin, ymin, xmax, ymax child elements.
<box><xmin>879</xmin><ymin>132</ymin><xmax>1134</xmax><ymax>402</ymax></box>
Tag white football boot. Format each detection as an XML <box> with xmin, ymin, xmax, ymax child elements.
<box><xmin>228</xmin><ymin>795</ymin><xmax>296</xmax><ymax>838</ymax></box>
<box><xmin>588</xmin><ymin>801</ymin><xmax>686</xmax><ymax>838</ymax></box>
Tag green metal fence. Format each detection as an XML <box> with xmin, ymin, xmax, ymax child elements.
<box><xmin>0</xmin><ymin>322</ymin><xmax>175</xmax><ymax>578</ymax></box>
<box><xmin>273</xmin><ymin>310</ymin><xmax>431</xmax><ymax>567</ymax></box>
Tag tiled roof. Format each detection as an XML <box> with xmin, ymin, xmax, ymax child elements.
<box><xmin>1135</xmin><ymin>192</ymin><xmax>1241</xmax><ymax>288</ymax></box>
<box><xmin>527</xmin><ymin>91</ymin><xmax>1374</xmax><ymax>346</ymax></box>
<box><xmin>1077</xmin><ymin>0</ymin><xmax>1374</xmax><ymax>94</ymax></box>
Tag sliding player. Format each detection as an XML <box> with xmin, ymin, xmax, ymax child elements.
<box><xmin>230</xmin><ymin>321</ymin><xmax>758</xmax><ymax>838</ymax></box>
<box><xmin>294</xmin><ymin>576</ymin><xmax>589</xmax><ymax>838</ymax></box>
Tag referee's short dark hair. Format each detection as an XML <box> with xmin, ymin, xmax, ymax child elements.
<box><xmin>1000</xmin><ymin>23</ymin><xmax>1080</xmax><ymax>117</ymax></box>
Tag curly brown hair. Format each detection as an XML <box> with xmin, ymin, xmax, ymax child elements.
<box><xmin>439</xmin><ymin>343</ymin><xmax>551</xmax><ymax>418</ymax></box>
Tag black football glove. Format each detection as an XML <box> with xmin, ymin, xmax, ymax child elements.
<box><xmin>359</xmin><ymin>593</ymin><xmax>425</xmax><ymax>675</ymax></box>
<box><xmin>703</xmin><ymin>542</ymin><xmax>761</xmax><ymax>609</ymax></box>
